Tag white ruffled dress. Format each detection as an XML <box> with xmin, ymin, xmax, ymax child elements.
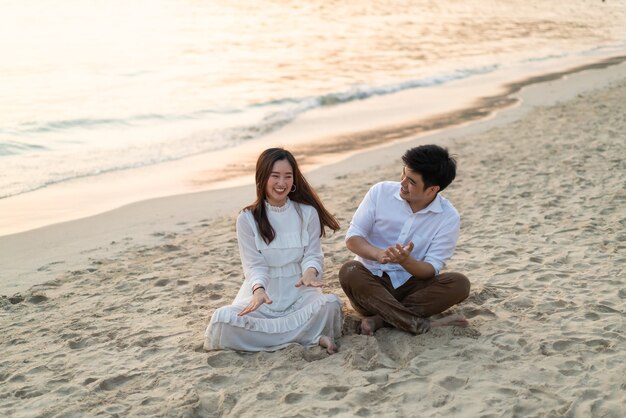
<box><xmin>204</xmin><ymin>199</ymin><xmax>342</xmax><ymax>352</ymax></box>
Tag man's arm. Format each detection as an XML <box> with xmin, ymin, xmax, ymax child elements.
<box><xmin>400</xmin><ymin>258</ymin><xmax>436</xmax><ymax>279</ymax></box>
<box><xmin>381</xmin><ymin>242</ymin><xmax>436</xmax><ymax>279</ymax></box>
<box><xmin>384</xmin><ymin>204</ymin><xmax>460</xmax><ymax>280</ymax></box>
<box><xmin>346</xmin><ymin>236</ymin><xmax>390</xmax><ymax>264</ymax></box>
<box><xmin>348</xmin><ymin>237</ymin><xmax>436</xmax><ymax>279</ymax></box>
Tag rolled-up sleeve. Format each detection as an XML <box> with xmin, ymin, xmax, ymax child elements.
<box><xmin>301</xmin><ymin>207</ymin><xmax>324</xmax><ymax>280</ymax></box>
<box><xmin>423</xmin><ymin>213</ymin><xmax>460</xmax><ymax>274</ymax></box>
<box><xmin>346</xmin><ymin>185</ymin><xmax>377</xmax><ymax>241</ymax></box>
<box><xmin>236</xmin><ymin>213</ymin><xmax>270</xmax><ymax>291</ymax></box>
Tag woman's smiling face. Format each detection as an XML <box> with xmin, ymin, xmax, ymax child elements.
<box><xmin>265</xmin><ymin>159</ymin><xmax>293</xmax><ymax>207</ymax></box>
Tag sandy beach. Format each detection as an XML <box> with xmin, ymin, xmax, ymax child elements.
<box><xmin>1</xmin><ymin>61</ymin><xmax>625</xmax><ymax>417</ymax></box>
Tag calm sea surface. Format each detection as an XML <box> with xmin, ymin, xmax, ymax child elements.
<box><xmin>1</xmin><ymin>0</ymin><xmax>625</xmax><ymax>199</ymax></box>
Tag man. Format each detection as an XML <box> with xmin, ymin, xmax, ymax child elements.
<box><xmin>339</xmin><ymin>144</ymin><xmax>470</xmax><ymax>335</ymax></box>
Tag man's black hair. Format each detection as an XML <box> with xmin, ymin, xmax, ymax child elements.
<box><xmin>401</xmin><ymin>145</ymin><xmax>456</xmax><ymax>191</ymax></box>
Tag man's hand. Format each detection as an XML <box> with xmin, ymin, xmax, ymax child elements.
<box><xmin>375</xmin><ymin>249</ymin><xmax>391</xmax><ymax>264</ymax></box>
<box><xmin>384</xmin><ymin>241</ymin><xmax>414</xmax><ymax>264</ymax></box>
<box><xmin>239</xmin><ymin>287</ymin><xmax>272</xmax><ymax>316</ymax></box>
<box><xmin>295</xmin><ymin>268</ymin><xmax>322</xmax><ymax>287</ymax></box>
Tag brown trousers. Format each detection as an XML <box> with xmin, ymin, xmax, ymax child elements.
<box><xmin>338</xmin><ymin>260</ymin><xmax>470</xmax><ymax>334</ymax></box>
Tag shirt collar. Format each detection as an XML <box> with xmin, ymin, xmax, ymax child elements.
<box><xmin>422</xmin><ymin>194</ymin><xmax>444</xmax><ymax>214</ymax></box>
<box><xmin>393</xmin><ymin>183</ymin><xmax>444</xmax><ymax>214</ymax></box>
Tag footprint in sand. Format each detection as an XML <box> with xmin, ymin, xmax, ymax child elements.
<box><xmin>97</xmin><ymin>373</ymin><xmax>140</xmax><ymax>391</ymax></box>
<box><xmin>552</xmin><ymin>339</ymin><xmax>575</xmax><ymax>352</ymax></box>
<box><xmin>199</xmin><ymin>373</ymin><xmax>233</xmax><ymax>389</ymax></box>
<box><xmin>354</xmin><ymin>407</ymin><xmax>372</xmax><ymax>417</ymax></box>
<box><xmin>192</xmin><ymin>284</ymin><xmax>209</xmax><ymax>294</ymax></box>
<box><xmin>496</xmin><ymin>387</ymin><xmax>517</xmax><ymax>395</ymax></box>
<box><xmin>592</xmin><ymin>304</ymin><xmax>621</xmax><ymax>314</ymax></box>
<box><xmin>437</xmin><ymin>376</ymin><xmax>467</xmax><ymax>391</ymax></box>
<box><xmin>154</xmin><ymin>279</ymin><xmax>170</xmax><ymax>287</ymax></box>
<box><xmin>68</xmin><ymin>338</ymin><xmax>89</xmax><ymax>350</ymax></box>
<box><xmin>365</xmin><ymin>373</ymin><xmax>389</xmax><ymax>385</ymax></box>
<box><xmin>452</xmin><ymin>327</ymin><xmax>481</xmax><ymax>338</ymax></box>
<box><xmin>206</xmin><ymin>351</ymin><xmax>246</xmax><ymax>368</ymax></box>
<box><xmin>584</xmin><ymin>312</ymin><xmax>601</xmax><ymax>321</ymax></box>
<box><xmin>283</xmin><ymin>392</ymin><xmax>306</xmax><ymax>404</ymax></box>
<box><xmin>319</xmin><ymin>385</ymin><xmax>350</xmax><ymax>400</ymax></box>
<box><xmin>461</xmin><ymin>306</ymin><xmax>496</xmax><ymax>319</ymax></box>
<box><xmin>301</xmin><ymin>349</ymin><xmax>329</xmax><ymax>363</ymax></box>
<box><xmin>8</xmin><ymin>294</ymin><xmax>25</xmax><ymax>304</ymax></box>
<box><xmin>138</xmin><ymin>274</ymin><xmax>158</xmax><ymax>282</ymax></box>
<box><xmin>504</xmin><ymin>295</ymin><xmax>534</xmax><ymax>311</ymax></box>
<box><xmin>585</xmin><ymin>339</ymin><xmax>612</xmax><ymax>352</ymax></box>
<box><xmin>470</xmin><ymin>286</ymin><xmax>502</xmax><ymax>305</ymax></box>
<box><xmin>255</xmin><ymin>390</ymin><xmax>279</xmax><ymax>401</ymax></box>
<box><xmin>160</xmin><ymin>244</ymin><xmax>181</xmax><ymax>252</ymax></box>
<box><xmin>13</xmin><ymin>387</ymin><xmax>44</xmax><ymax>399</ymax></box>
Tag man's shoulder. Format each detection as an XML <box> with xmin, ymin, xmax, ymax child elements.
<box><xmin>437</xmin><ymin>195</ymin><xmax>460</xmax><ymax>220</ymax></box>
<box><xmin>370</xmin><ymin>181</ymin><xmax>400</xmax><ymax>194</ymax></box>
<box><xmin>375</xmin><ymin>180</ymin><xmax>400</xmax><ymax>188</ymax></box>
<box><xmin>362</xmin><ymin>181</ymin><xmax>400</xmax><ymax>205</ymax></box>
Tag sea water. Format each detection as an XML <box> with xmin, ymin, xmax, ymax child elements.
<box><xmin>1</xmin><ymin>0</ymin><xmax>625</xmax><ymax>229</ymax></box>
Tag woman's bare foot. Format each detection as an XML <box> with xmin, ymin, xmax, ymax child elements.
<box><xmin>430</xmin><ymin>314</ymin><xmax>469</xmax><ymax>328</ymax></box>
<box><xmin>319</xmin><ymin>335</ymin><xmax>338</xmax><ymax>354</ymax></box>
<box><xmin>361</xmin><ymin>315</ymin><xmax>384</xmax><ymax>336</ymax></box>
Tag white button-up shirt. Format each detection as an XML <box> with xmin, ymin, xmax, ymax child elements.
<box><xmin>346</xmin><ymin>181</ymin><xmax>460</xmax><ymax>288</ymax></box>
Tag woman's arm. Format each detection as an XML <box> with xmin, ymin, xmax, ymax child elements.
<box><xmin>236</xmin><ymin>213</ymin><xmax>273</xmax><ymax>315</ymax></box>
<box><xmin>236</xmin><ymin>212</ymin><xmax>270</xmax><ymax>291</ymax></box>
<box><xmin>297</xmin><ymin>206</ymin><xmax>324</xmax><ymax>287</ymax></box>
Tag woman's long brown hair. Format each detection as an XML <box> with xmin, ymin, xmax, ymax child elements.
<box><xmin>244</xmin><ymin>148</ymin><xmax>340</xmax><ymax>244</ymax></box>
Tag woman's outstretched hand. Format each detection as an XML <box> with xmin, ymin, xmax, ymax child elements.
<box><xmin>295</xmin><ymin>268</ymin><xmax>322</xmax><ymax>287</ymax></box>
<box><xmin>238</xmin><ymin>288</ymin><xmax>272</xmax><ymax>316</ymax></box>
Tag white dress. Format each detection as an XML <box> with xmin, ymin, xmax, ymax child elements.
<box><xmin>204</xmin><ymin>199</ymin><xmax>343</xmax><ymax>352</ymax></box>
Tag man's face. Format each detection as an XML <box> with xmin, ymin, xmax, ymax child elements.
<box><xmin>400</xmin><ymin>166</ymin><xmax>439</xmax><ymax>211</ymax></box>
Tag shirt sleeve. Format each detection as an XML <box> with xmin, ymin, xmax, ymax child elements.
<box><xmin>301</xmin><ymin>207</ymin><xmax>324</xmax><ymax>280</ymax></box>
<box><xmin>423</xmin><ymin>212</ymin><xmax>460</xmax><ymax>274</ymax></box>
<box><xmin>236</xmin><ymin>212</ymin><xmax>270</xmax><ymax>291</ymax></box>
<box><xmin>345</xmin><ymin>184</ymin><xmax>378</xmax><ymax>241</ymax></box>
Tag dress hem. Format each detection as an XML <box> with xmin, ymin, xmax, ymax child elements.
<box><xmin>208</xmin><ymin>294</ymin><xmax>341</xmax><ymax>334</ymax></box>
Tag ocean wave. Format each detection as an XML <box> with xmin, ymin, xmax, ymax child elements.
<box><xmin>7</xmin><ymin>64</ymin><xmax>500</xmax><ymax>139</ymax></box>
<box><xmin>0</xmin><ymin>141</ymin><xmax>48</xmax><ymax>156</ymax></box>
<box><xmin>315</xmin><ymin>65</ymin><xmax>500</xmax><ymax>107</ymax></box>
<box><xmin>13</xmin><ymin>114</ymin><xmax>186</xmax><ymax>135</ymax></box>
<box><xmin>0</xmin><ymin>63</ymin><xmax>504</xmax><ymax>199</ymax></box>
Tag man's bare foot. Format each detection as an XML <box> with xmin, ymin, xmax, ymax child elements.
<box><xmin>430</xmin><ymin>314</ymin><xmax>469</xmax><ymax>328</ymax></box>
<box><xmin>319</xmin><ymin>335</ymin><xmax>338</xmax><ymax>354</ymax></box>
<box><xmin>361</xmin><ymin>315</ymin><xmax>384</xmax><ymax>336</ymax></box>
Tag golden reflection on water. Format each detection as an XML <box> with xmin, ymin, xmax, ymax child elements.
<box><xmin>1</xmin><ymin>0</ymin><xmax>624</xmax><ymax>125</ymax></box>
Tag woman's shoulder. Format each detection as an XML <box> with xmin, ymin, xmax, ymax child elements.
<box><xmin>236</xmin><ymin>208</ymin><xmax>255</xmax><ymax>227</ymax></box>
<box><xmin>237</xmin><ymin>208</ymin><xmax>251</xmax><ymax>218</ymax></box>
<box><xmin>293</xmin><ymin>201</ymin><xmax>318</xmax><ymax>216</ymax></box>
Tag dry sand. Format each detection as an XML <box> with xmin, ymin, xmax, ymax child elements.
<box><xmin>1</xmin><ymin>64</ymin><xmax>625</xmax><ymax>417</ymax></box>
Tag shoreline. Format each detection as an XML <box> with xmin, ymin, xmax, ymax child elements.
<box><xmin>2</xmin><ymin>54</ymin><xmax>625</xmax><ymax>417</ymax></box>
<box><xmin>1</xmin><ymin>52</ymin><xmax>626</xmax><ymax>237</ymax></box>
<box><xmin>2</xmin><ymin>58</ymin><xmax>626</xmax><ymax>295</ymax></box>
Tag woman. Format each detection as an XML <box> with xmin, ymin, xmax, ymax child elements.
<box><xmin>204</xmin><ymin>148</ymin><xmax>342</xmax><ymax>354</ymax></box>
